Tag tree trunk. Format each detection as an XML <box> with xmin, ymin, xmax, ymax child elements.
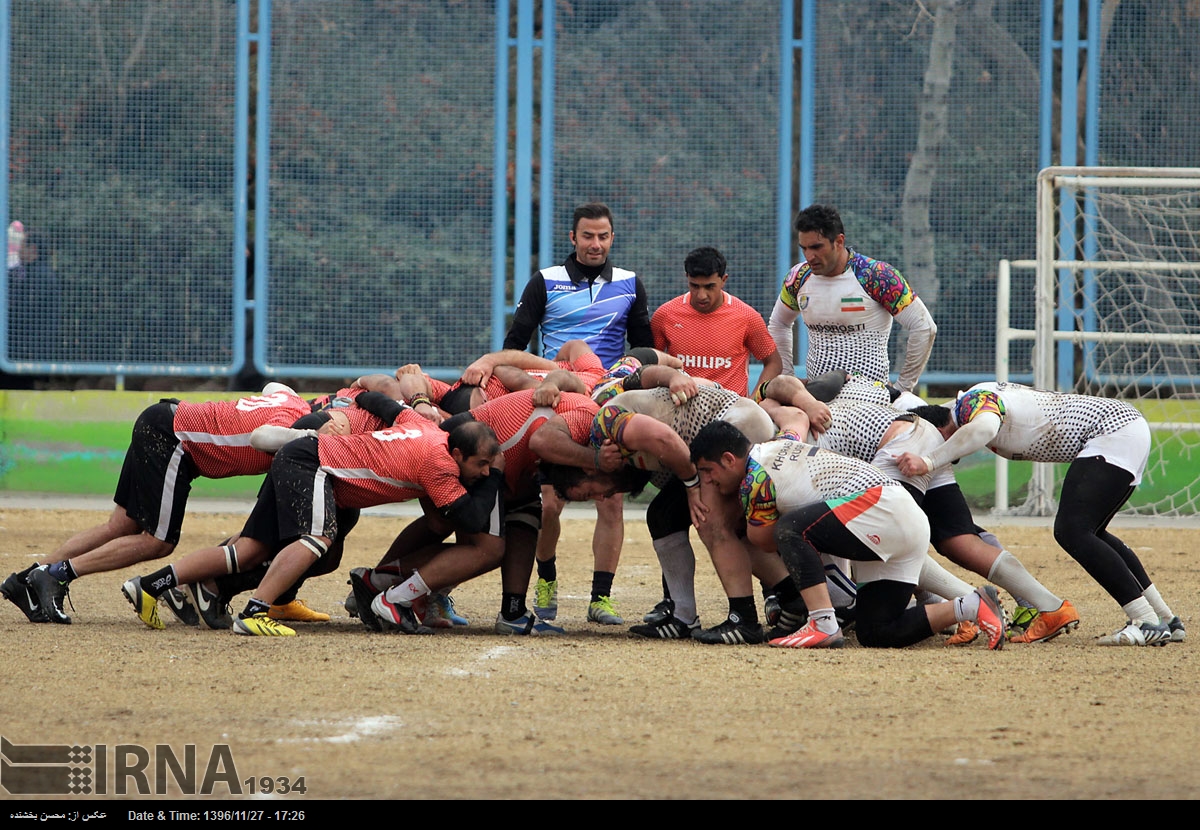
<box><xmin>901</xmin><ymin>0</ymin><xmax>962</xmax><ymax>308</ymax></box>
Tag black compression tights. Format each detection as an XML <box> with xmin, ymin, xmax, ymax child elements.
<box><xmin>1053</xmin><ymin>456</ymin><xmax>1150</xmax><ymax>606</ymax></box>
<box><xmin>775</xmin><ymin>506</ymin><xmax>933</xmax><ymax>648</ymax></box>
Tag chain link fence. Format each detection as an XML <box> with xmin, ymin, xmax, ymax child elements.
<box><xmin>3</xmin><ymin>0</ymin><xmax>1197</xmax><ymax>387</ymax></box>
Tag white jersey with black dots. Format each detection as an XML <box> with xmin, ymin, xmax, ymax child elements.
<box><xmin>976</xmin><ymin>382</ymin><xmax>1145</xmax><ymax>464</ymax></box>
<box><xmin>752</xmin><ymin>438</ymin><xmax>897</xmax><ymax>507</ymax></box>
<box><xmin>608</xmin><ymin>385</ymin><xmax>775</xmax><ymax>485</ymax></box>
<box><xmin>830</xmin><ymin>373</ymin><xmax>893</xmax><ymax>407</ymax></box>
<box><xmin>817</xmin><ymin>402</ymin><xmax>909</xmax><ymax>463</ymax></box>
<box><xmin>798</xmin><ymin>272</ymin><xmax>896</xmax><ymax>383</ymax></box>
<box><xmin>609</xmin><ymin>385</ymin><xmax>774</xmax><ymax>444</ymax></box>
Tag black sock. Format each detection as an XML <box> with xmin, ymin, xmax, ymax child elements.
<box><xmin>770</xmin><ymin>576</ymin><xmax>801</xmax><ymax>606</ymax></box>
<box><xmin>590</xmin><ymin>571</ymin><xmax>615</xmax><ymax>603</ymax></box>
<box><xmin>729</xmin><ymin>595</ymin><xmax>758</xmax><ymax>625</ymax></box>
<box><xmin>240</xmin><ymin>598</ymin><xmax>270</xmax><ymax>619</ymax></box>
<box><xmin>46</xmin><ymin>561</ymin><xmax>77</xmax><ymax>583</ymax></box>
<box><xmin>501</xmin><ymin>593</ymin><xmax>527</xmax><ymax>621</ymax></box>
<box><xmin>143</xmin><ymin>566</ymin><xmax>177</xmax><ymax>597</ymax></box>
<box><xmin>215</xmin><ymin>565</ymin><xmax>269</xmax><ymax>604</ymax></box>
<box><xmin>536</xmin><ymin>557</ymin><xmax>557</xmax><ymax>582</ymax></box>
<box><xmin>660</xmin><ymin>574</ymin><xmax>671</xmax><ymax>602</ymax></box>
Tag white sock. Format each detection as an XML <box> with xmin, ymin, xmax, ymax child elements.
<box><xmin>954</xmin><ymin>591</ymin><xmax>981</xmax><ymax>623</ymax></box>
<box><xmin>1121</xmin><ymin>596</ymin><xmax>1159</xmax><ymax>625</ymax></box>
<box><xmin>385</xmin><ymin>570</ymin><xmax>429</xmax><ymax>607</ymax></box>
<box><xmin>987</xmin><ymin>550</ymin><xmax>1062</xmax><ymax>612</ymax></box>
<box><xmin>918</xmin><ymin>554</ymin><xmax>975</xmax><ymax>601</ymax></box>
<box><xmin>809</xmin><ymin>607</ymin><xmax>839</xmax><ymax>634</ymax></box>
<box><xmin>1142</xmin><ymin>585</ymin><xmax>1174</xmax><ymax>622</ymax></box>
<box><xmin>653</xmin><ymin>531</ymin><xmax>697</xmax><ymax>624</ymax></box>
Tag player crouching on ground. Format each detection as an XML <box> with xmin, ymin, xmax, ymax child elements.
<box><xmin>689</xmin><ymin>420</ymin><xmax>1007</xmax><ymax>650</ymax></box>
<box><xmin>120</xmin><ymin>410</ymin><xmax>503</xmax><ymax>636</ymax></box>
<box><xmin>897</xmin><ymin>382</ymin><xmax>1184</xmax><ymax>647</ymax></box>
<box><xmin>1</xmin><ymin>383</ymin><xmax>312</xmax><ymax>626</ymax></box>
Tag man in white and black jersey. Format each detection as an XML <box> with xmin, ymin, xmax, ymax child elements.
<box><xmin>800</xmin><ymin>394</ymin><xmax>1076</xmax><ymax>647</ymax></box>
<box><xmin>767</xmin><ymin>204</ymin><xmax>936</xmax><ymax>393</ymax></box>
<box><xmin>897</xmin><ymin>382</ymin><xmax>1184</xmax><ymax>647</ymax></box>
<box><xmin>542</xmin><ymin>371</ymin><xmax>827</xmax><ymax>645</ymax></box>
<box><xmin>690</xmin><ymin>420</ymin><xmax>1007</xmax><ymax>651</ymax></box>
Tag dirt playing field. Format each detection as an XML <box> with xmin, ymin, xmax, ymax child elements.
<box><xmin>0</xmin><ymin>500</ymin><xmax>1196</xmax><ymax>801</ymax></box>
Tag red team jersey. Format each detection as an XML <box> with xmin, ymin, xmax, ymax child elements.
<box><xmin>315</xmin><ymin>410</ymin><xmax>468</xmax><ymax>510</ymax></box>
<box><xmin>650</xmin><ymin>292</ymin><xmax>776</xmax><ymax>396</ymax></box>
<box><xmin>319</xmin><ymin>386</ymin><xmax>392</xmax><ymax>433</ymax></box>
<box><xmin>470</xmin><ymin>389</ymin><xmax>599</xmax><ymax>497</ymax></box>
<box><xmin>173</xmin><ymin>389</ymin><xmax>312</xmax><ymax>479</ymax></box>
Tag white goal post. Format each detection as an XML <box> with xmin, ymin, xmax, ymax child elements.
<box><xmin>995</xmin><ymin>166</ymin><xmax>1200</xmax><ymax>517</ymax></box>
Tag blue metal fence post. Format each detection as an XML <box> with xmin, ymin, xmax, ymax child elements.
<box><xmin>491</xmin><ymin>0</ymin><xmax>510</xmax><ymax>351</ymax></box>
<box><xmin>1</xmin><ymin>0</ymin><xmax>12</xmax><ymax>364</ymax></box>
<box><xmin>253</xmin><ymin>0</ymin><xmax>272</xmax><ymax>376</ymax></box>
<box><xmin>1038</xmin><ymin>0</ymin><xmax>1054</xmax><ymax>172</ymax></box>
<box><xmin>778</xmin><ymin>0</ymin><xmax>815</xmax><ymax>376</ymax></box>
<box><xmin>1040</xmin><ymin>0</ymin><xmax>1102</xmax><ymax>393</ymax></box>
<box><xmin>1080</xmin><ymin>0</ymin><xmax>1103</xmax><ymax>385</ymax></box>
<box><xmin>512</xmin><ymin>0</ymin><xmax>535</xmax><ymax>320</ymax></box>
<box><xmin>493</xmin><ymin>0</ymin><xmax>549</xmax><ymax>355</ymax></box>
<box><xmin>231</xmin><ymin>0</ymin><xmax>250</xmax><ymax>380</ymax></box>
<box><xmin>539</xmin><ymin>0</ymin><xmax>555</xmax><ymax>281</ymax></box>
<box><xmin>776</xmin><ymin>0</ymin><xmax>794</xmax><ymax>289</ymax></box>
<box><xmin>1055</xmin><ymin>0</ymin><xmax>1081</xmax><ymax>392</ymax></box>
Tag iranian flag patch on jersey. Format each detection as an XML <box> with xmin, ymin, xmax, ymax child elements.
<box><xmin>841</xmin><ymin>296</ymin><xmax>866</xmax><ymax>312</ymax></box>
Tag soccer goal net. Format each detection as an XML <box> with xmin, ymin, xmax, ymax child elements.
<box><xmin>995</xmin><ymin>166</ymin><xmax>1200</xmax><ymax>517</ymax></box>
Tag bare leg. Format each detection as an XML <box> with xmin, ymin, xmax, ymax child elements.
<box><xmin>43</xmin><ymin>506</ymin><xmax>141</xmax><ymax>564</ymax></box>
<box><xmin>251</xmin><ymin>538</ymin><xmax>329</xmax><ymax>606</ymax></box>
<box><xmin>935</xmin><ymin>533</ymin><xmax>999</xmax><ymax>576</ymax></box>
<box><xmin>696</xmin><ymin>487</ymin><xmax>753</xmax><ymax>597</ymax></box>
<box><xmin>591</xmin><ymin>494</ymin><xmax>624</xmax><ymax>573</ymax></box>
<box><xmin>536</xmin><ymin>486</ymin><xmax>564</xmax><ymax>564</ymax></box>
<box><xmin>416</xmin><ymin>532</ymin><xmax>507</xmax><ymax>593</ymax></box>
<box><xmin>380</xmin><ymin>515</ymin><xmax>452</xmax><ymax>567</ymax></box>
<box><xmin>924</xmin><ymin>601</ymin><xmax>958</xmax><ymax>633</ymax></box>
<box><xmin>69</xmin><ymin>533</ymin><xmax>176</xmax><ymax>577</ymax></box>
<box><xmin>174</xmin><ymin>539</ymin><xmax>271</xmax><ymax>586</ymax></box>
<box><xmin>748</xmin><ymin>544</ymin><xmax>789</xmax><ymax>585</ymax></box>
<box><xmin>44</xmin><ymin>506</ymin><xmax>174</xmax><ymax>575</ymax></box>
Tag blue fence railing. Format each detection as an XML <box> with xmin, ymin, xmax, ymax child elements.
<box><xmin>6</xmin><ymin>0</ymin><xmax>1172</xmax><ymax>390</ymax></box>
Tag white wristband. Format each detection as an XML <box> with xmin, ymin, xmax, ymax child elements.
<box><xmin>682</xmin><ymin>474</ymin><xmax>700</xmax><ymax>489</ymax></box>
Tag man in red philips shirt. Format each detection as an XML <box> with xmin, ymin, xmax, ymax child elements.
<box><xmin>651</xmin><ymin>246</ymin><xmax>782</xmax><ymax>397</ymax></box>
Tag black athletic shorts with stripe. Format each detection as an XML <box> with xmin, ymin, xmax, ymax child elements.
<box><xmin>240</xmin><ymin>436</ymin><xmax>339</xmax><ymax>553</ymax></box>
<box><xmin>113</xmin><ymin>401</ymin><xmax>196</xmax><ymax>545</ymax></box>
